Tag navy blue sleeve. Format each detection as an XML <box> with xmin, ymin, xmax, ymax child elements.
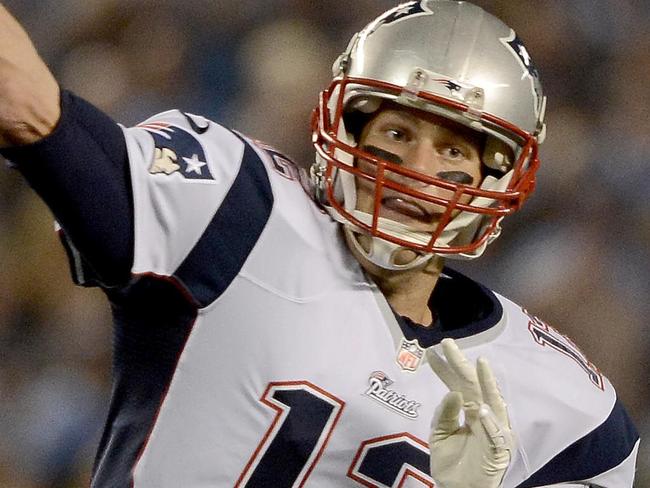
<box><xmin>0</xmin><ymin>90</ymin><xmax>134</xmax><ymax>287</ymax></box>
<box><xmin>517</xmin><ymin>398</ymin><xmax>639</xmax><ymax>487</ymax></box>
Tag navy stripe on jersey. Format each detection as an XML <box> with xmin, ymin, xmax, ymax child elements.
<box><xmin>91</xmin><ymin>276</ymin><xmax>197</xmax><ymax>487</ymax></box>
<box><xmin>175</xmin><ymin>135</ymin><xmax>273</xmax><ymax>307</ymax></box>
<box><xmin>517</xmin><ymin>398</ymin><xmax>639</xmax><ymax>487</ymax></box>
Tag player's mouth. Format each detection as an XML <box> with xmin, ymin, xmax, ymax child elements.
<box><xmin>380</xmin><ymin>197</ymin><xmax>436</xmax><ymax>224</ymax></box>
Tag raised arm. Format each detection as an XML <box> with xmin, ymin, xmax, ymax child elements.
<box><xmin>0</xmin><ymin>3</ymin><xmax>133</xmax><ymax>287</ymax></box>
<box><xmin>0</xmin><ymin>3</ymin><xmax>60</xmax><ymax>147</ymax></box>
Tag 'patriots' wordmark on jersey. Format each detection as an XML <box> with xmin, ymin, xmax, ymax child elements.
<box><xmin>365</xmin><ymin>372</ymin><xmax>421</xmax><ymax>419</ymax></box>
<box><xmin>526</xmin><ymin>311</ymin><xmax>605</xmax><ymax>390</ymax></box>
<box><xmin>138</xmin><ymin>121</ymin><xmax>216</xmax><ymax>181</ymax></box>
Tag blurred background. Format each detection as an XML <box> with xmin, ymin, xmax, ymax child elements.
<box><xmin>0</xmin><ymin>0</ymin><xmax>647</xmax><ymax>486</ymax></box>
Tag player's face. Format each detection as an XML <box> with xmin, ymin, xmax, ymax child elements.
<box><xmin>355</xmin><ymin>103</ymin><xmax>484</xmax><ymax>232</ymax></box>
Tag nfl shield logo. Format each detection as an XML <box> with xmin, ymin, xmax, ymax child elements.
<box><xmin>396</xmin><ymin>338</ymin><xmax>424</xmax><ymax>372</ymax></box>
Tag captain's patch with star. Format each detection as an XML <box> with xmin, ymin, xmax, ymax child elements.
<box><xmin>139</xmin><ymin>120</ymin><xmax>217</xmax><ymax>182</ymax></box>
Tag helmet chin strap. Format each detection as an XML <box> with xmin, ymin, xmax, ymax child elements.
<box><xmin>329</xmin><ymin>209</ymin><xmax>435</xmax><ymax>271</ymax></box>
<box><xmin>345</xmin><ymin>227</ymin><xmax>433</xmax><ymax>271</ymax></box>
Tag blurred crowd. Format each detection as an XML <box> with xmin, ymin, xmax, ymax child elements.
<box><xmin>0</xmin><ymin>0</ymin><xmax>647</xmax><ymax>486</ymax></box>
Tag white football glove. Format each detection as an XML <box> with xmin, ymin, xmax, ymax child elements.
<box><xmin>427</xmin><ymin>338</ymin><xmax>514</xmax><ymax>488</ymax></box>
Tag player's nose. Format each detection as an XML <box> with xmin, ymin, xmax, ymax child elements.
<box><xmin>403</xmin><ymin>141</ymin><xmax>441</xmax><ymax>178</ymax></box>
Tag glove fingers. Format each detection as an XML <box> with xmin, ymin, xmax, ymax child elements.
<box><xmin>426</xmin><ymin>346</ymin><xmax>457</xmax><ymax>390</ymax></box>
<box><xmin>477</xmin><ymin>357</ymin><xmax>509</xmax><ymax>426</ymax></box>
<box><xmin>479</xmin><ymin>404</ymin><xmax>513</xmax><ymax>462</ymax></box>
<box><xmin>432</xmin><ymin>391</ymin><xmax>463</xmax><ymax>439</ymax></box>
<box><xmin>440</xmin><ymin>338</ymin><xmax>481</xmax><ymax>405</ymax></box>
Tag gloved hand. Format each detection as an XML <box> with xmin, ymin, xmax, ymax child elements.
<box><xmin>427</xmin><ymin>338</ymin><xmax>514</xmax><ymax>488</ymax></box>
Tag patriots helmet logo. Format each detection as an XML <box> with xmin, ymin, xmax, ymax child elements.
<box><xmin>501</xmin><ymin>31</ymin><xmax>543</xmax><ymax>117</ymax></box>
<box><xmin>504</xmin><ymin>33</ymin><xmax>540</xmax><ymax>80</ymax></box>
<box><xmin>139</xmin><ymin>118</ymin><xmax>216</xmax><ymax>181</ymax></box>
<box><xmin>366</xmin><ymin>1</ymin><xmax>433</xmax><ymax>34</ymax></box>
<box><xmin>369</xmin><ymin>371</ymin><xmax>393</xmax><ymax>387</ymax></box>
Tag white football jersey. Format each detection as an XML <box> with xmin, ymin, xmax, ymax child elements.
<box><xmin>80</xmin><ymin>111</ymin><xmax>638</xmax><ymax>487</ymax></box>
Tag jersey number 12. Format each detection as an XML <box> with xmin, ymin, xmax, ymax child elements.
<box><xmin>235</xmin><ymin>381</ymin><xmax>433</xmax><ymax>487</ymax></box>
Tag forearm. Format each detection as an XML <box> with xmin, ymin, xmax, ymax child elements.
<box><xmin>0</xmin><ymin>3</ymin><xmax>60</xmax><ymax>147</ymax></box>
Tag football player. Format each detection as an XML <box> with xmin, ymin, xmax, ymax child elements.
<box><xmin>0</xmin><ymin>1</ymin><xmax>639</xmax><ymax>487</ymax></box>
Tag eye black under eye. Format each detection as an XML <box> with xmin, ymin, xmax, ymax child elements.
<box><xmin>362</xmin><ymin>145</ymin><xmax>403</xmax><ymax>165</ymax></box>
<box><xmin>436</xmin><ymin>171</ymin><xmax>474</xmax><ymax>185</ymax></box>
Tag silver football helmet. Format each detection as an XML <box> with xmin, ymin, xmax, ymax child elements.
<box><xmin>311</xmin><ymin>0</ymin><xmax>546</xmax><ymax>270</ymax></box>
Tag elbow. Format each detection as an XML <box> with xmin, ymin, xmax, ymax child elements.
<box><xmin>0</xmin><ymin>70</ymin><xmax>61</xmax><ymax>148</ymax></box>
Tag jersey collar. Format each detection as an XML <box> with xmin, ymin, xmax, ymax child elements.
<box><xmin>371</xmin><ymin>267</ymin><xmax>505</xmax><ymax>351</ymax></box>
